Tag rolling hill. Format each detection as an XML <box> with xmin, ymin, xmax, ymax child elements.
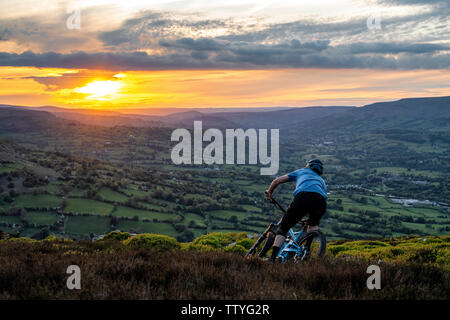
<box><xmin>0</xmin><ymin>96</ymin><xmax>449</xmax><ymax>241</ymax></box>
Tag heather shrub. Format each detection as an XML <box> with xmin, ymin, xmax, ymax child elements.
<box><xmin>44</xmin><ymin>235</ymin><xmax>58</xmax><ymax>241</ymax></box>
<box><xmin>0</xmin><ymin>234</ymin><xmax>448</xmax><ymax>299</ymax></box>
<box><xmin>192</xmin><ymin>232</ymin><xmax>235</xmax><ymax>249</ymax></box>
<box><xmin>236</xmin><ymin>238</ymin><xmax>255</xmax><ymax>250</ymax></box>
<box><xmin>405</xmin><ymin>248</ymin><xmax>440</xmax><ymax>264</ymax></box>
<box><xmin>348</xmin><ymin>240</ymin><xmax>389</xmax><ymax>249</ymax></box>
<box><xmin>232</xmin><ymin>232</ymin><xmax>249</xmax><ymax>241</ymax></box>
<box><xmin>328</xmin><ymin>244</ymin><xmax>352</xmax><ymax>255</ymax></box>
<box><xmin>122</xmin><ymin>233</ymin><xmax>180</xmax><ymax>251</ymax></box>
<box><xmin>180</xmin><ymin>242</ymin><xmax>216</xmax><ymax>252</ymax></box>
<box><xmin>326</xmin><ymin>236</ymin><xmax>450</xmax><ymax>270</ymax></box>
<box><xmin>101</xmin><ymin>231</ymin><xmax>131</xmax><ymax>241</ymax></box>
<box><xmin>224</xmin><ymin>244</ymin><xmax>247</xmax><ymax>254</ymax></box>
<box><xmin>6</xmin><ymin>237</ymin><xmax>35</xmax><ymax>243</ymax></box>
<box><xmin>42</xmin><ymin>235</ymin><xmax>73</xmax><ymax>243</ymax></box>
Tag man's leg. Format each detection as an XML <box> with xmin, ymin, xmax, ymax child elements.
<box><xmin>270</xmin><ymin>233</ymin><xmax>286</xmax><ymax>261</ymax></box>
<box><xmin>269</xmin><ymin>194</ymin><xmax>305</xmax><ymax>261</ymax></box>
<box><xmin>303</xmin><ymin>193</ymin><xmax>326</xmax><ymax>251</ymax></box>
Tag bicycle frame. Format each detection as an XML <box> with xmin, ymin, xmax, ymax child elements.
<box><xmin>274</xmin><ymin>219</ymin><xmax>309</xmax><ymax>263</ymax></box>
<box><xmin>245</xmin><ymin>197</ymin><xmax>321</xmax><ymax>262</ymax></box>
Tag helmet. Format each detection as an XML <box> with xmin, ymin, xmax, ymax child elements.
<box><xmin>306</xmin><ymin>159</ymin><xmax>323</xmax><ymax>175</ymax></box>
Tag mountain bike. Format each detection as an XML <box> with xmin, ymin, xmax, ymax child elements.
<box><xmin>245</xmin><ymin>197</ymin><xmax>326</xmax><ymax>263</ymax></box>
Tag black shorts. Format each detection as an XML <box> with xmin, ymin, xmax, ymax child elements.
<box><xmin>277</xmin><ymin>191</ymin><xmax>326</xmax><ymax>236</ymax></box>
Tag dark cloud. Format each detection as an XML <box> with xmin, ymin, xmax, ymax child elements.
<box><xmin>0</xmin><ymin>51</ymin><xmax>217</xmax><ymax>70</ymax></box>
<box><xmin>336</xmin><ymin>42</ymin><xmax>450</xmax><ymax>54</ymax></box>
<box><xmin>159</xmin><ymin>37</ymin><xmax>225</xmax><ymax>51</ymax></box>
<box><xmin>0</xmin><ymin>44</ymin><xmax>449</xmax><ymax>71</ymax></box>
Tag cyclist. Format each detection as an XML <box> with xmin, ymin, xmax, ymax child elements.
<box><xmin>264</xmin><ymin>159</ymin><xmax>327</xmax><ymax>262</ymax></box>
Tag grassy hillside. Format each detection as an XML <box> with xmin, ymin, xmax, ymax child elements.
<box><xmin>0</xmin><ymin>97</ymin><xmax>449</xmax><ymax>241</ymax></box>
<box><xmin>0</xmin><ymin>232</ymin><xmax>448</xmax><ymax>299</ymax></box>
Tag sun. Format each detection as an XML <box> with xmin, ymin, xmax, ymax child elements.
<box><xmin>74</xmin><ymin>80</ymin><xmax>123</xmax><ymax>100</ymax></box>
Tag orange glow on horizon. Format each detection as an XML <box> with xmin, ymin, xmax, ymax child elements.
<box><xmin>0</xmin><ymin>67</ymin><xmax>449</xmax><ymax>110</ymax></box>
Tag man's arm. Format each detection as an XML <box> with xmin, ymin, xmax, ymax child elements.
<box><xmin>265</xmin><ymin>175</ymin><xmax>290</xmax><ymax>201</ymax></box>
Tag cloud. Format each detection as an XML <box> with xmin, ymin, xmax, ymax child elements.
<box><xmin>1</xmin><ymin>2</ymin><xmax>449</xmax><ymax>71</ymax></box>
<box><xmin>335</xmin><ymin>42</ymin><xmax>450</xmax><ymax>55</ymax></box>
<box><xmin>0</xmin><ymin>43</ymin><xmax>449</xmax><ymax>71</ymax></box>
<box><xmin>0</xmin><ymin>14</ymin><xmax>98</xmax><ymax>53</ymax></box>
<box><xmin>98</xmin><ymin>11</ymin><xmax>232</xmax><ymax>51</ymax></box>
<box><xmin>376</xmin><ymin>0</ymin><xmax>447</xmax><ymax>5</ymax></box>
<box><xmin>159</xmin><ymin>37</ymin><xmax>225</xmax><ymax>51</ymax></box>
<box><xmin>0</xmin><ymin>51</ymin><xmax>216</xmax><ymax>70</ymax></box>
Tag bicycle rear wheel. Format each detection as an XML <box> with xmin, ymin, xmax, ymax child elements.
<box><xmin>295</xmin><ymin>230</ymin><xmax>326</xmax><ymax>261</ymax></box>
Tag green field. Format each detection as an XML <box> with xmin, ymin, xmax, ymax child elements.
<box><xmin>42</xmin><ymin>181</ymin><xmax>62</xmax><ymax>194</ymax></box>
<box><xmin>113</xmin><ymin>205</ymin><xmax>178</xmax><ymax>221</ymax></box>
<box><xmin>26</xmin><ymin>211</ymin><xmax>59</xmax><ymax>226</ymax></box>
<box><xmin>13</xmin><ymin>194</ymin><xmax>62</xmax><ymax>209</ymax></box>
<box><xmin>121</xmin><ymin>188</ymin><xmax>150</xmax><ymax>197</ymax></box>
<box><xmin>210</xmin><ymin>218</ymin><xmax>237</xmax><ymax>230</ymax></box>
<box><xmin>242</xmin><ymin>204</ymin><xmax>262</xmax><ymax>213</ymax></box>
<box><xmin>181</xmin><ymin>212</ymin><xmax>206</xmax><ymax>227</ymax></box>
<box><xmin>0</xmin><ymin>163</ymin><xmax>23</xmax><ymax>174</ymax></box>
<box><xmin>65</xmin><ymin>215</ymin><xmax>111</xmax><ymax>236</ymax></box>
<box><xmin>63</xmin><ymin>198</ymin><xmax>114</xmax><ymax>215</ymax></box>
<box><xmin>137</xmin><ymin>201</ymin><xmax>164</xmax><ymax>211</ymax></box>
<box><xmin>69</xmin><ymin>189</ymin><xmax>86</xmax><ymax>197</ymax></box>
<box><xmin>0</xmin><ymin>215</ymin><xmax>21</xmax><ymax>225</ymax></box>
<box><xmin>208</xmin><ymin>210</ymin><xmax>248</xmax><ymax>220</ymax></box>
<box><xmin>98</xmin><ymin>187</ymin><xmax>129</xmax><ymax>203</ymax></box>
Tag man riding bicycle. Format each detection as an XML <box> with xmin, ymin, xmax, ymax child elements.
<box><xmin>264</xmin><ymin>159</ymin><xmax>327</xmax><ymax>262</ymax></box>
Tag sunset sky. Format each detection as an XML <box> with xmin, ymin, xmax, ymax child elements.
<box><xmin>0</xmin><ymin>0</ymin><xmax>449</xmax><ymax>110</ymax></box>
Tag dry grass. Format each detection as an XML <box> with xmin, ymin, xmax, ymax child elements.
<box><xmin>0</xmin><ymin>239</ymin><xmax>448</xmax><ymax>300</ymax></box>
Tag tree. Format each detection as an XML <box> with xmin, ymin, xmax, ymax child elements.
<box><xmin>188</xmin><ymin>220</ymin><xmax>197</xmax><ymax>228</ymax></box>
<box><xmin>177</xmin><ymin>229</ymin><xmax>194</xmax><ymax>242</ymax></box>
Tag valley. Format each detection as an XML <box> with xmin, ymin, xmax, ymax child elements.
<box><xmin>0</xmin><ymin>96</ymin><xmax>449</xmax><ymax>241</ymax></box>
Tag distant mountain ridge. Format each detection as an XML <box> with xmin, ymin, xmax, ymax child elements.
<box><xmin>291</xmin><ymin>96</ymin><xmax>450</xmax><ymax>135</ymax></box>
<box><xmin>0</xmin><ymin>96</ymin><xmax>449</xmax><ymax>132</ymax></box>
